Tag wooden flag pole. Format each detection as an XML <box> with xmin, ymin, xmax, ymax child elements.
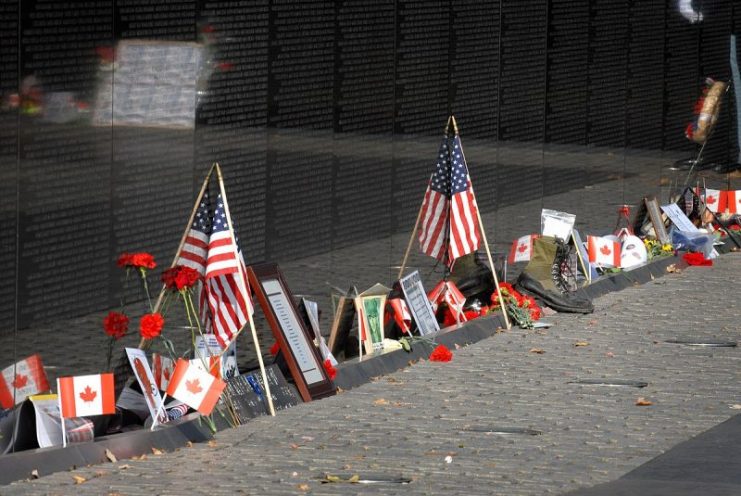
<box><xmin>137</xmin><ymin>162</ymin><xmax>218</xmax><ymax>349</ymax></box>
<box><xmin>397</xmin><ymin>117</ymin><xmax>454</xmax><ymax>279</ymax></box>
<box><xmin>397</xmin><ymin>173</ymin><xmax>433</xmax><ymax>280</ymax></box>
<box><xmin>214</xmin><ymin>164</ymin><xmax>276</xmax><ymax>417</ymax></box>
<box><xmin>450</xmin><ymin>116</ymin><xmax>512</xmax><ymax>330</ymax></box>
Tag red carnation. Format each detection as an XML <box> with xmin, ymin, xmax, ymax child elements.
<box><xmin>323</xmin><ymin>359</ymin><xmax>337</xmax><ymax>381</ymax></box>
<box><xmin>103</xmin><ymin>311</ymin><xmax>129</xmax><ymax>340</ymax></box>
<box><xmin>429</xmin><ymin>344</ymin><xmax>453</xmax><ymax>362</ymax></box>
<box><xmin>130</xmin><ymin>253</ymin><xmax>156</xmax><ymax>269</ymax></box>
<box><xmin>117</xmin><ymin>252</ymin><xmax>133</xmax><ymax>268</ymax></box>
<box><xmin>162</xmin><ymin>266</ymin><xmax>201</xmax><ymax>291</ymax></box>
<box><xmin>139</xmin><ymin>312</ymin><xmax>165</xmax><ymax>339</ymax></box>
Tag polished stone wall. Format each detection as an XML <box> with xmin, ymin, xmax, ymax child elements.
<box><xmin>0</xmin><ymin>0</ymin><xmax>738</xmax><ymax>332</ymax></box>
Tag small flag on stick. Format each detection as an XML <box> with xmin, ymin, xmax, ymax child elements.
<box><xmin>508</xmin><ymin>234</ymin><xmax>539</xmax><ymax>264</ymax></box>
<box><xmin>0</xmin><ymin>354</ymin><xmax>50</xmax><ymax>409</ymax></box>
<box><xmin>166</xmin><ymin>359</ymin><xmax>226</xmax><ymax>416</ymax></box>
<box><xmin>587</xmin><ymin>235</ymin><xmax>621</xmax><ymax>268</ymax></box>
<box><xmin>57</xmin><ymin>373</ymin><xmax>115</xmax><ymax>419</ymax></box>
<box><xmin>418</xmin><ymin>133</ymin><xmax>481</xmax><ymax>266</ymax></box>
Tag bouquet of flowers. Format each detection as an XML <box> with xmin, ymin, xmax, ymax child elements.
<box><xmin>489</xmin><ymin>282</ymin><xmax>542</xmax><ymax>329</ymax></box>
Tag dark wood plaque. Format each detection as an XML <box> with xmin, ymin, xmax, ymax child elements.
<box><xmin>247</xmin><ymin>262</ymin><xmax>336</xmax><ymax>402</ymax></box>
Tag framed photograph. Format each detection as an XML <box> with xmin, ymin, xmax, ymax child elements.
<box><xmin>247</xmin><ymin>263</ymin><xmax>336</xmax><ymax>402</ymax></box>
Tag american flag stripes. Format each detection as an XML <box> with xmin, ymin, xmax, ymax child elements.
<box><xmin>176</xmin><ymin>188</ymin><xmax>253</xmax><ymax>349</ymax></box>
<box><xmin>418</xmin><ymin>134</ymin><xmax>481</xmax><ymax>266</ymax></box>
<box><xmin>203</xmin><ymin>194</ymin><xmax>253</xmax><ymax>348</ymax></box>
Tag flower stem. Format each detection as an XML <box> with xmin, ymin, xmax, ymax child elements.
<box><xmin>140</xmin><ymin>268</ymin><xmax>153</xmax><ymax>312</ymax></box>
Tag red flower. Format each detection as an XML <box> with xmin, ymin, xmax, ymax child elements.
<box><xmin>162</xmin><ymin>266</ymin><xmax>201</xmax><ymax>291</ymax></box>
<box><xmin>139</xmin><ymin>313</ymin><xmax>165</xmax><ymax>339</ymax></box>
<box><xmin>117</xmin><ymin>252</ymin><xmax>156</xmax><ymax>270</ymax></box>
<box><xmin>685</xmin><ymin>122</ymin><xmax>695</xmax><ymax>139</ymax></box>
<box><xmin>103</xmin><ymin>311</ymin><xmax>129</xmax><ymax>340</ymax></box>
<box><xmin>269</xmin><ymin>342</ymin><xmax>280</xmax><ymax>356</ymax></box>
<box><xmin>323</xmin><ymin>359</ymin><xmax>337</xmax><ymax>381</ymax></box>
<box><xmin>130</xmin><ymin>253</ymin><xmax>156</xmax><ymax>269</ymax></box>
<box><xmin>429</xmin><ymin>344</ymin><xmax>453</xmax><ymax>362</ymax></box>
<box><xmin>117</xmin><ymin>252</ymin><xmax>133</xmax><ymax>268</ymax></box>
<box><xmin>463</xmin><ymin>309</ymin><xmax>480</xmax><ymax>321</ymax></box>
<box><xmin>682</xmin><ymin>252</ymin><xmax>713</xmax><ymax>267</ymax></box>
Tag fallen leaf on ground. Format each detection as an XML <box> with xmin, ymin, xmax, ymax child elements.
<box><xmin>574</xmin><ymin>341</ymin><xmax>590</xmax><ymax>347</ymax></box>
<box><xmin>290</xmin><ymin>443</ymin><xmax>300</xmax><ymax>450</ymax></box>
<box><xmin>119</xmin><ymin>464</ymin><xmax>131</xmax><ymax>470</ymax></box>
<box><xmin>587</xmin><ymin>320</ymin><xmax>598</xmax><ymax>326</ymax></box>
<box><xmin>207</xmin><ymin>440</ymin><xmax>218</xmax><ymax>447</ymax></box>
<box><xmin>298</xmin><ymin>483</ymin><xmax>310</xmax><ymax>491</ymax></box>
<box><xmin>72</xmin><ymin>475</ymin><xmax>87</xmax><ymax>484</ymax></box>
<box><xmin>105</xmin><ymin>449</ymin><xmax>117</xmax><ymax>463</ymax></box>
<box><xmin>666</xmin><ymin>264</ymin><xmax>681</xmax><ymax>274</ymax></box>
<box><xmin>348</xmin><ymin>475</ymin><xmax>360</xmax><ymax>483</ymax></box>
<box><xmin>151</xmin><ymin>447</ymin><xmax>164</xmax><ymax>455</ymax></box>
<box><xmin>131</xmin><ymin>454</ymin><xmax>147</xmax><ymax>461</ymax></box>
<box><xmin>373</xmin><ymin>398</ymin><xmax>390</xmax><ymax>406</ymax></box>
<box><xmin>529</xmin><ymin>348</ymin><xmax>545</xmax><ymax>354</ymax></box>
<box><xmin>185</xmin><ymin>441</ymin><xmax>193</xmax><ymax>448</ymax></box>
<box><xmin>605</xmin><ymin>352</ymin><xmax>615</xmax><ymax>358</ymax></box>
<box><xmin>635</xmin><ymin>397</ymin><xmax>653</xmax><ymax>406</ymax></box>
<box><xmin>30</xmin><ymin>469</ymin><xmax>39</xmax><ymax>479</ymax></box>
<box><xmin>729</xmin><ymin>404</ymin><xmax>741</xmax><ymax>410</ymax></box>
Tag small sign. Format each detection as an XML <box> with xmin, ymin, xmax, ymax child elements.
<box><xmin>125</xmin><ymin>348</ymin><xmax>167</xmax><ymax>424</ymax></box>
<box><xmin>225</xmin><ymin>365</ymin><xmax>300</xmax><ymax>424</ymax></box>
<box><xmin>399</xmin><ymin>271</ymin><xmax>439</xmax><ymax>336</ymax></box>
<box><xmin>194</xmin><ymin>334</ymin><xmax>239</xmax><ymax>380</ymax></box>
<box><xmin>661</xmin><ymin>202</ymin><xmax>700</xmax><ymax>233</ymax></box>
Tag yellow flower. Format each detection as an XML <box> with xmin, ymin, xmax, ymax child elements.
<box><xmin>661</xmin><ymin>244</ymin><xmax>673</xmax><ymax>252</ymax></box>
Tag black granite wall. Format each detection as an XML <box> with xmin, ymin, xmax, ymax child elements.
<box><xmin>0</xmin><ymin>0</ymin><xmax>737</xmax><ymax>331</ymax></box>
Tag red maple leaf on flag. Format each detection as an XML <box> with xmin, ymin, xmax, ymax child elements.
<box><xmin>79</xmin><ymin>386</ymin><xmax>97</xmax><ymax>402</ymax></box>
<box><xmin>706</xmin><ymin>195</ymin><xmax>716</xmax><ymax>205</ymax></box>
<box><xmin>11</xmin><ymin>374</ymin><xmax>28</xmax><ymax>389</ymax></box>
<box><xmin>185</xmin><ymin>379</ymin><xmax>202</xmax><ymax>394</ymax></box>
<box><xmin>600</xmin><ymin>245</ymin><xmax>611</xmax><ymax>256</ymax></box>
<box><xmin>517</xmin><ymin>243</ymin><xmax>527</xmax><ymax>253</ymax></box>
<box><xmin>164</xmin><ymin>368</ymin><xmax>171</xmax><ymax>381</ymax></box>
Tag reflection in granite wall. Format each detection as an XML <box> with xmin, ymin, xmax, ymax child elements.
<box><xmin>0</xmin><ymin>1</ymin><xmax>738</xmax><ymax>332</ymax></box>
<box><xmin>0</xmin><ymin>0</ymin><xmax>18</xmax><ymax>334</ymax></box>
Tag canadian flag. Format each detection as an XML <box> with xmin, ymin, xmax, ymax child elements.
<box><xmin>0</xmin><ymin>354</ymin><xmax>50</xmax><ymax>409</ymax></box>
<box><xmin>703</xmin><ymin>188</ymin><xmax>726</xmax><ymax>214</ymax></box>
<box><xmin>587</xmin><ymin>235</ymin><xmax>621</xmax><ymax>268</ymax></box>
<box><xmin>166</xmin><ymin>359</ymin><xmax>226</xmax><ymax>416</ymax></box>
<box><xmin>152</xmin><ymin>353</ymin><xmax>175</xmax><ymax>391</ymax></box>
<box><xmin>57</xmin><ymin>373</ymin><xmax>115</xmax><ymax>418</ymax></box>
<box><xmin>508</xmin><ymin>234</ymin><xmax>538</xmax><ymax>264</ymax></box>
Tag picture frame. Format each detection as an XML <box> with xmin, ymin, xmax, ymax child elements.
<box><xmin>247</xmin><ymin>262</ymin><xmax>335</xmax><ymax>402</ymax></box>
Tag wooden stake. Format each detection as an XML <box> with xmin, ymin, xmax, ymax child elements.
<box><xmin>137</xmin><ymin>163</ymin><xmax>217</xmax><ymax>350</ymax></box>
<box><xmin>450</xmin><ymin>116</ymin><xmax>512</xmax><ymax>330</ymax></box>
<box><xmin>215</xmin><ymin>164</ymin><xmax>276</xmax><ymax>416</ymax></box>
<box><xmin>397</xmin><ymin>173</ymin><xmax>432</xmax><ymax>280</ymax></box>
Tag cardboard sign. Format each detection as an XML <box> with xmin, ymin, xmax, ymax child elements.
<box><xmin>645</xmin><ymin>197</ymin><xmax>670</xmax><ymax>244</ymax></box>
<box><xmin>125</xmin><ymin>348</ymin><xmax>167</xmax><ymax>424</ymax></box>
<box><xmin>399</xmin><ymin>271</ymin><xmax>439</xmax><ymax>336</ymax></box>
<box><xmin>247</xmin><ymin>263</ymin><xmax>336</xmax><ymax>402</ymax></box>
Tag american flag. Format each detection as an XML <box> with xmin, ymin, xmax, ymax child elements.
<box><xmin>177</xmin><ymin>191</ymin><xmax>211</xmax><ymax>273</ymax></box>
<box><xmin>177</xmin><ymin>190</ymin><xmax>253</xmax><ymax>348</ymax></box>
<box><xmin>418</xmin><ymin>134</ymin><xmax>481</xmax><ymax>265</ymax></box>
<box><xmin>203</xmin><ymin>194</ymin><xmax>253</xmax><ymax>348</ymax></box>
